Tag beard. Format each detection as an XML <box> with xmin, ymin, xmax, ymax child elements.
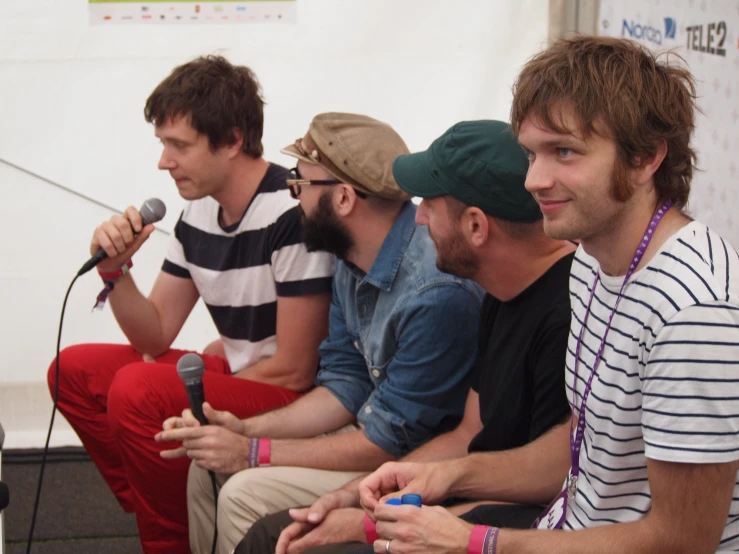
<box><xmin>301</xmin><ymin>192</ymin><xmax>354</xmax><ymax>259</ymax></box>
<box><xmin>542</xmin><ymin>170</ymin><xmax>628</xmax><ymax>243</ymax></box>
<box><xmin>431</xmin><ymin>227</ymin><xmax>479</xmax><ymax>279</ymax></box>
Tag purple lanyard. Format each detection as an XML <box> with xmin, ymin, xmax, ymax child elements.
<box><xmin>567</xmin><ymin>200</ymin><xmax>672</xmax><ymax>499</ymax></box>
<box><xmin>532</xmin><ymin>201</ymin><xmax>673</xmax><ymax>532</ymax></box>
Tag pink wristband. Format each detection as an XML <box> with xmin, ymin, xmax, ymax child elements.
<box><xmin>258</xmin><ymin>438</ymin><xmax>271</xmax><ymax>466</ymax></box>
<box><xmin>468</xmin><ymin>525</ymin><xmax>490</xmax><ymax>554</ymax></box>
<box><xmin>363</xmin><ymin>513</ymin><xmax>378</xmax><ymax>543</ymax></box>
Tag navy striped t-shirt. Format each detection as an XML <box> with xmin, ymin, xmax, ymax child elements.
<box><xmin>564</xmin><ymin>221</ymin><xmax>739</xmax><ymax>550</ymax></box>
<box><xmin>161</xmin><ymin>164</ymin><xmax>334</xmax><ymax>373</ymax></box>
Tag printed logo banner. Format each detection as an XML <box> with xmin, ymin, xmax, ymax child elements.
<box><xmin>89</xmin><ymin>0</ymin><xmax>296</xmax><ymax>25</ymax></box>
<box><xmin>599</xmin><ymin>0</ymin><xmax>738</xmax><ymax>248</ymax></box>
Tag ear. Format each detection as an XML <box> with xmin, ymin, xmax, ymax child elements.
<box><xmin>631</xmin><ymin>139</ymin><xmax>668</xmax><ymax>186</ymax></box>
<box><xmin>333</xmin><ymin>184</ymin><xmax>359</xmax><ymax>217</ymax></box>
<box><xmin>461</xmin><ymin>207</ymin><xmax>489</xmax><ymax>248</ymax></box>
<box><xmin>223</xmin><ymin>128</ymin><xmax>245</xmax><ymax>159</ymax></box>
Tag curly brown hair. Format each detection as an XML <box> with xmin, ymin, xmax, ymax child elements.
<box><xmin>510</xmin><ymin>36</ymin><xmax>698</xmax><ymax>209</ymax></box>
<box><xmin>144</xmin><ymin>55</ymin><xmax>265</xmax><ymax>157</ymax></box>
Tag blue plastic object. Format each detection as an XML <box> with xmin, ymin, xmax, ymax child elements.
<box><xmin>401</xmin><ymin>494</ymin><xmax>423</xmax><ymax>507</ymax></box>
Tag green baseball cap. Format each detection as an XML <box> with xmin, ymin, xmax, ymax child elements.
<box><xmin>392</xmin><ymin>120</ymin><xmax>541</xmax><ymax>222</ymax></box>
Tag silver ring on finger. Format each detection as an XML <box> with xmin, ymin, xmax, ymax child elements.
<box><xmin>385</xmin><ymin>539</ymin><xmax>392</xmax><ymax>554</ymax></box>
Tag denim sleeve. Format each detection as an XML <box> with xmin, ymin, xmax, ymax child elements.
<box><xmin>359</xmin><ymin>283</ymin><xmax>482</xmax><ymax>457</ymax></box>
<box><xmin>315</xmin><ymin>282</ymin><xmax>373</xmax><ymax>416</ymax></box>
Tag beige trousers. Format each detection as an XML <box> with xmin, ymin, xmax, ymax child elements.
<box><xmin>187</xmin><ymin>426</ymin><xmax>366</xmax><ymax>554</ymax></box>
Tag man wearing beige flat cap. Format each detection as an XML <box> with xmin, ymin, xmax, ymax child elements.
<box><xmin>161</xmin><ymin>113</ymin><xmax>484</xmax><ymax>554</ymax></box>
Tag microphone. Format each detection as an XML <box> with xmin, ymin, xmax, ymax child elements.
<box><xmin>0</xmin><ymin>481</ymin><xmax>8</xmax><ymax>512</ymax></box>
<box><xmin>176</xmin><ymin>353</ymin><xmax>208</xmax><ymax>426</ymax></box>
<box><xmin>77</xmin><ymin>197</ymin><xmax>167</xmax><ymax>276</ymax></box>
<box><xmin>177</xmin><ymin>353</ymin><xmax>219</xmax><ymax>554</ymax></box>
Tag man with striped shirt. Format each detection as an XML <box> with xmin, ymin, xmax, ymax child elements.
<box><xmin>356</xmin><ymin>37</ymin><xmax>739</xmax><ymax>554</ymax></box>
<box><xmin>47</xmin><ymin>56</ymin><xmax>334</xmax><ymax>553</ymax></box>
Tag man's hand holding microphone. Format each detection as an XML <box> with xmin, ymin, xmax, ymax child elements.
<box><xmin>79</xmin><ymin>198</ymin><xmax>165</xmax><ymax>276</ymax></box>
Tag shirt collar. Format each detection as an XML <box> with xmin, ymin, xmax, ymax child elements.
<box><xmin>362</xmin><ymin>202</ymin><xmax>417</xmax><ymax>292</ymax></box>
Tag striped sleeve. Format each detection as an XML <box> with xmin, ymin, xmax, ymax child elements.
<box><xmin>268</xmin><ymin>206</ymin><xmax>334</xmax><ymax>297</ymax></box>
<box><xmin>643</xmin><ymin>302</ymin><xmax>739</xmax><ymax>463</ymax></box>
<box><xmin>161</xmin><ymin>212</ymin><xmax>191</xmax><ymax>279</ymax></box>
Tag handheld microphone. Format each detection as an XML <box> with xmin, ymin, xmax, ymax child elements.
<box><xmin>176</xmin><ymin>352</ymin><xmax>220</xmax><ymax>554</ymax></box>
<box><xmin>176</xmin><ymin>353</ymin><xmax>208</xmax><ymax>426</ymax></box>
<box><xmin>77</xmin><ymin>197</ymin><xmax>167</xmax><ymax>276</ymax></box>
<box><xmin>0</xmin><ymin>481</ymin><xmax>9</xmax><ymax>511</ymax></box>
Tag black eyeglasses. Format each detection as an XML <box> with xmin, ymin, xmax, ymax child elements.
<box><xmin>286</xmin><ymin>167</ymin><xmax>368</xmax><ymax>200</ymax></box>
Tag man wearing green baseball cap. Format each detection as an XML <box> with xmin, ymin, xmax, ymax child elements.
<box><xmin>237</xmin><ymin>120</ymin><xmax>577</xmax><ymax>554</ymax></box>
<box><xmin>393</xmin><ymin>120</ymin><xmax>555</xmax><ymax>286</ymax></box>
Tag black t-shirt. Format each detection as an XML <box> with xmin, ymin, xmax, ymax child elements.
<box><xmin>467</xmin><ymin>253</ymin><xmax>574</xmax><ymax>454</ymax></box>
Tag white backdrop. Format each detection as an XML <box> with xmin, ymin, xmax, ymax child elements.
<box><xmin>0</xmin><ymin>0</ymin><xmax>549</xmax><ymax>446</ymax></box>
<box><xmin>599</xmin><ymin>0</ymin><xmax>739</xmax><ymax>249</ymax></box>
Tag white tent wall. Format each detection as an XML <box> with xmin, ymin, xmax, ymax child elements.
<box><xmin>0</xmin><ymin>0</ymin><xmax>551</xmax><ymax>448</ymax></box>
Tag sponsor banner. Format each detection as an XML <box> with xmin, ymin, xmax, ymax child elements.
<box><xmin>89</xmin><ymin>0</ymin><xmax>296</xmax><ymax>25</ymax></box>
<box><xmin>600</xmin><ymin>0</ymin><xmax>738</xmax><ymax>249</ymax></box>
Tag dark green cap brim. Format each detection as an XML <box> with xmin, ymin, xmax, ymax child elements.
<box><xmin>393</xmin><ymin>149</ymin><xmax>449</xmax><ymax>199</ymax></box>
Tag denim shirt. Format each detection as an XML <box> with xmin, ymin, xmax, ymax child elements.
<box><xmin>316</xmin><ymin>202</ymin><xmax>484</xmax><ymax>458</ymax></box>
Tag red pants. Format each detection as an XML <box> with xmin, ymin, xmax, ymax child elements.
<box><xmin>48</xmin><ymin>343</ymin><xmax>302</xmax><ymax>554</ymax></box>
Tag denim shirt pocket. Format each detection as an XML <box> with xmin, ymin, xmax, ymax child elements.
<box><xmin>353</xmin><ymin>336</ymin><xmax>393</xmax><ymax>387</ymax></box>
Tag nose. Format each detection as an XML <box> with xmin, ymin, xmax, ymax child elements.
<box><xmin>415</xmin><ymin>200</ymin><xmax>429</xmax><ymax>225</ymax></box>
<box><xmin>158</xmin><ymin>148</ymin><xmax>176</xmax><ymax>171</ymax></box>
<box><xmin>524</xmin><ymin>157</ymin><xmax>555</xmax><ymax>196</ymax></box>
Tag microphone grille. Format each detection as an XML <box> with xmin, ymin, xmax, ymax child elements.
<box><xmin>139</xmin><ymin>198</ymin><xmax>167</xmax><ymax>225</ymax></box>
<box><xmin>176</xmin><ymin>353</ymin><xmax>205</xmax><ymax>384</ymax></box>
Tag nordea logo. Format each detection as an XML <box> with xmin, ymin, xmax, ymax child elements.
<box><xmin>622</xmin><ymin>17</ymin><xmax>677</xmax><ymax>45</ymax></box>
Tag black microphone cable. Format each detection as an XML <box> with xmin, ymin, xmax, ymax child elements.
<box><xmin>26</xmin><ymin>271</ymin><xmax>219</xmax><ymax>554</ymax></box>
<box><xmin>209</xmin><ymin>469</ymin><xmax>218</xmax><ymax>554</ymax></box>
<box><xmin>26</xmin><ymin>271</ymin><xmax>80</xmax><ymax>553</ymax></box>
<box><xmin>23</xmin><ymin>269</ymin><xmax>216</xmax><ymax>554</ymax></box>
<box><xmin>20</xmin><ymin>195</ymin><xmax>165</xmax><ymax>552</ymax></box>
<box><xmin>0</xmin><ymin>480</ymin><xmax>9</xmax><ymax>512</ymax></box>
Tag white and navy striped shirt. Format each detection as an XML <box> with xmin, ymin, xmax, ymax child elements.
<box><xmin>564</xmin><ymin>221</ymin><xmax>739</xmax><ymax>550</ymax></box>
<box><xmin>162</xmin><ymin>164</ymin><xmax>334</xmax><ymax>373</ymax></box>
